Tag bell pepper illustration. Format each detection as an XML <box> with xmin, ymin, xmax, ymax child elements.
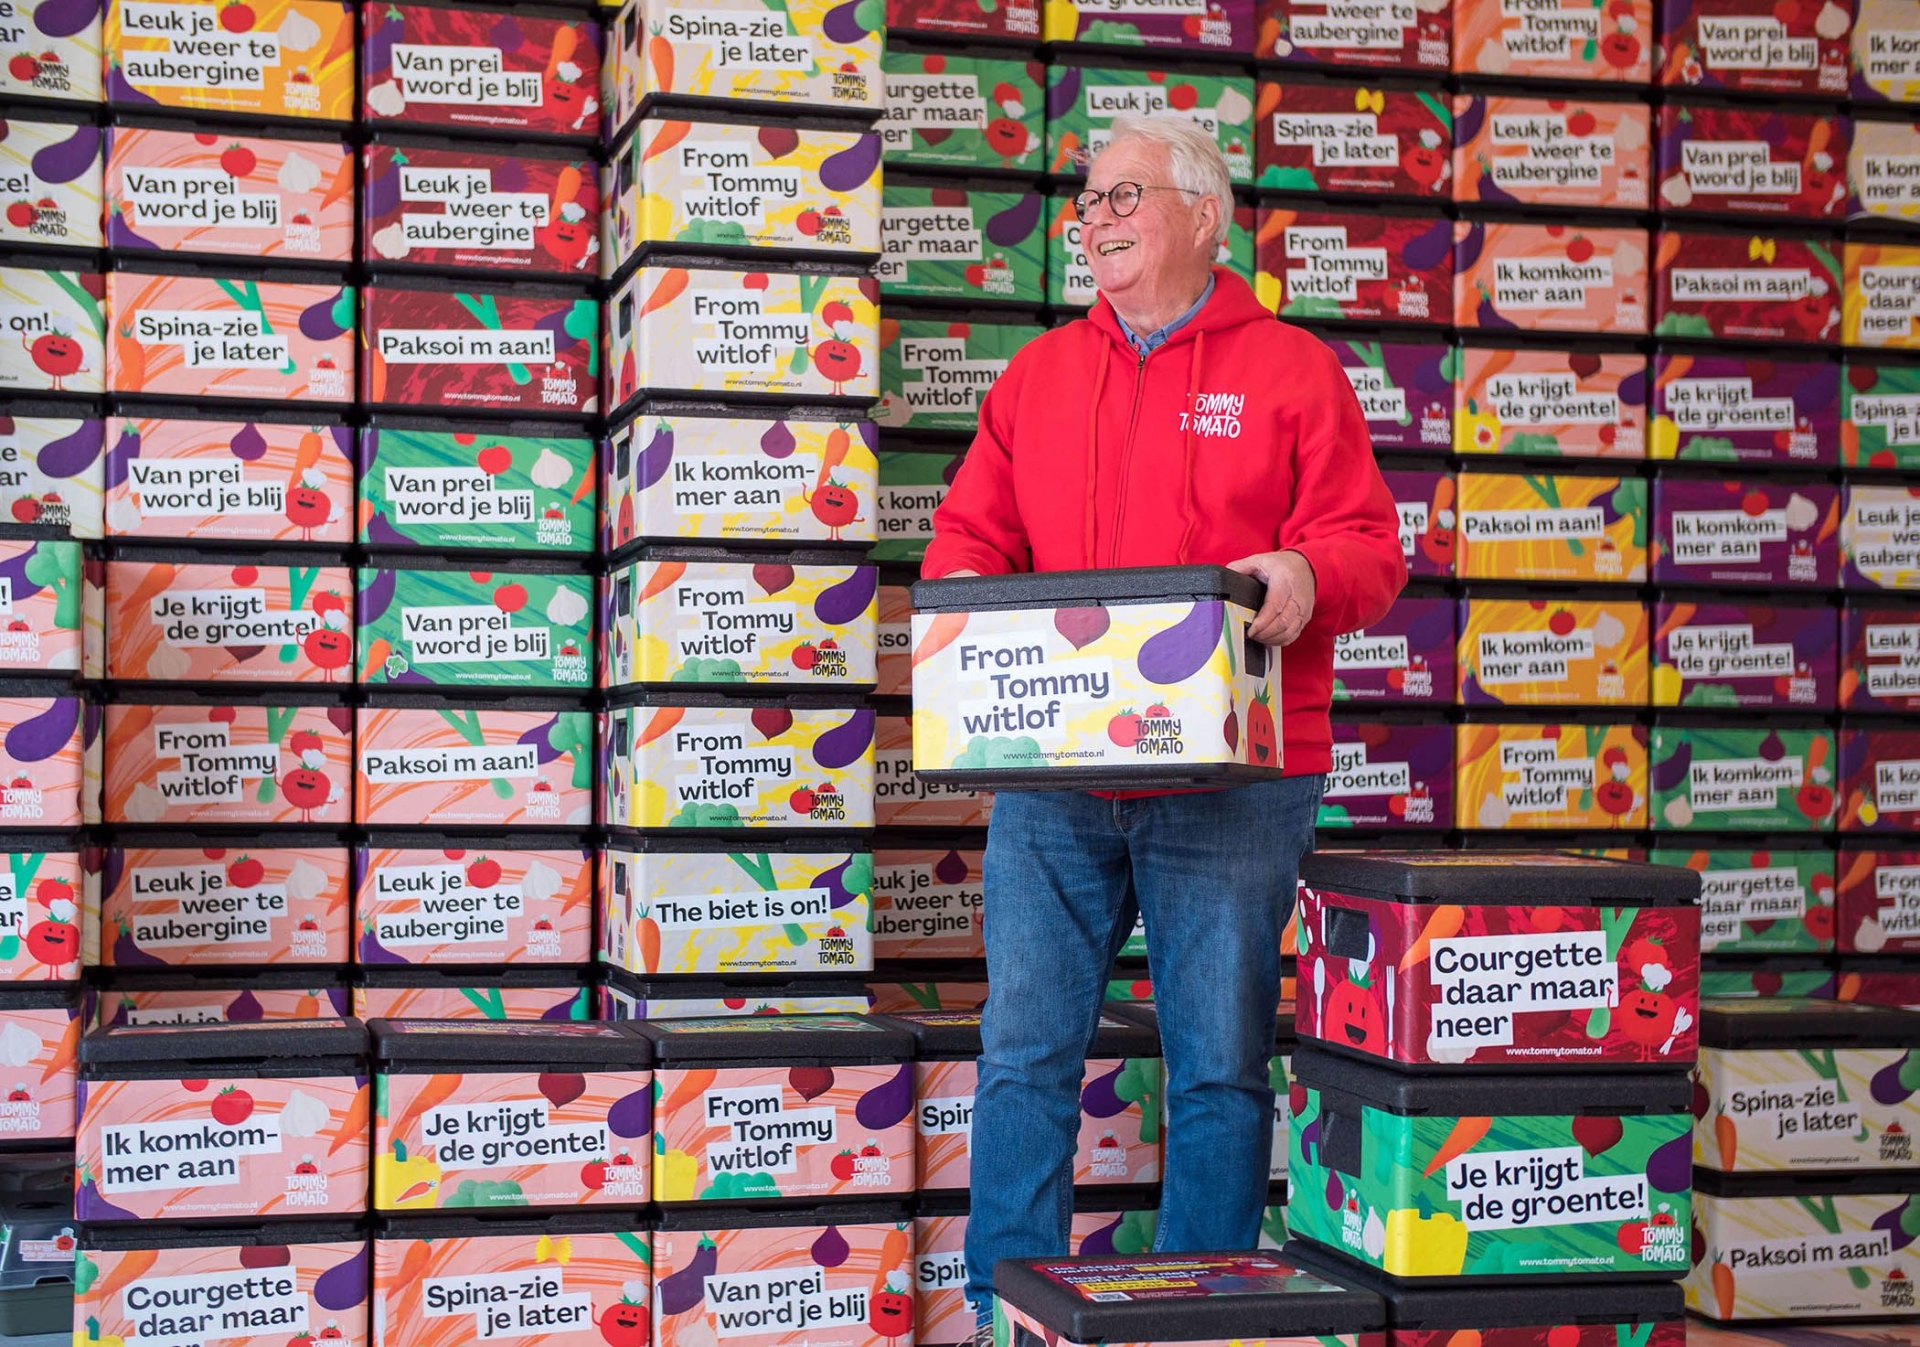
<box><xmin>1382</xmin><ymin>1203</ymin><xmax>1467</xmax><ymax>1276</ymax></box>
<box><xmin>655</xmin><ymin>1139</ymin><xmax>701</xmax><ymax>1201</ymax></box>
<box><xmin>74</xmin><ymin>1319</ymin><xmax>125</xmax><ymax>1347</ymax></box>
<box><xmin>374</xmin><ymin>1139</ymin><xmax>441</xmax><ymax>1208</ymax></box>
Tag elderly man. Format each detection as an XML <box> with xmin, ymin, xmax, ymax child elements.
<box><xmin>920</xmin><ymin>115</ymin><xmax>1407</xmax><ymax>1331</ymax></box>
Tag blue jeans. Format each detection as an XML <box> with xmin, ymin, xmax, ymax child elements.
<box><xmin>963</xmin><ymin>775</ymin><xmax>1322</xmax><ymax>1322</ymax></box>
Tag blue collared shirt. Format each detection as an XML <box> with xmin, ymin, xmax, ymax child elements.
<box><xmin>1114</xmin><ymin>275</ymin><xmax>1215</xmax><ymax>354</ymax></box>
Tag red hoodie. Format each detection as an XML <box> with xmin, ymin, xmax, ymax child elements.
<box><xmin>921</xmin><ymin>268</ymin><xmax>1408</xmax><ymax>776</ymax></box>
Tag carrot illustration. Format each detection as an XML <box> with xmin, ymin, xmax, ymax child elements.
<box><xmin>360</xmin><ymin>636</ymin><xmax>391</xmax><ymax>683</ymax></box>
<box><xmin>644</xmin><ymin>120</ymin><xmax>691</xmax><ymax>163</ymax></box>
<box><xmin>1401</xmin><ymin>905</ymin><xmax>1464</xmax><ymax>970</ymax></box>
<box><xmin>42</xmin><ymin>1014</ymin><xmax>78</xmax><ymax>1082</ymax></box>
<box><xmin>395</xmin><ymin>1237</ymin><xmax>434</xmax><ymax>1296</ymax></box>
<box><xmin>639</xmin><ymin>268</ymin><xmax>688</xmax><ymax>320</ymax></box>
<box><xmin>637</xmin><ymin>907</ymin><xmax>661</xmax><ymax>973</ymax></box>
<box><xmin>872</xmin><ymin>1224</ymin><xmax>910</xmax><ymax>1293</ymax></box>
<box><xmin>661</xmin><ymin>1068</ymin><xmax>717</xmax><ymax>1117</ymax></box>
<box><xmin>390</xmin><ymin>1072</ymin><xmax>463</xmax><ymax>1141</ymax></box>
<box><xmin>545</xmin><ymin>25</ymin><xmax>578</xmax><ymax>81</ymax></box>
<box><xmin>1715</xmin><ymin>1112</ymin><xmax>1737</xmax><ymax>1168</ymax></box>
<box><xmin>329</xmin><ymin>1082</ymin><xmax>370</xmax><ymax>1155</ymax></box>
<box><xmin>640</xmin><ymin>561</ymin><xmax>686</xmax><ymax>603</ymax></box>
<box><xmin>1711</xmin><ymin>1261</ymin><xmax>1735</xmax><ymax>1319</ymax></box>
<box><xmin>1654</xmin><ymin>602</ymin><xmax>1697</xmax><ymax>639</ymax></box>
<box><xmin>637</xmin><ymin>706</ymin><xmax>685</xmax><ymax>747</ymax></box>
<box><xmin>394</xmin><ymin>1179</ymin><xmax>435</xmax><ymax>1205</ymax></box>
<box><xmin>1256</xmin><ymin>209</ymin><xmax>1290</xmax><ymax>245</ymax></box>
<box><xmin>112</xmin><ymin>323</ymin><xmax>146</xmax><ymax>391</ymax></box>
<box><xmin>1422</xmin><ymin>1115</ymin><xmax>1491</xmax><ymax>1177</ymax></box>
<box><xmin>912</xmin><ymin>612</ymin><xmax>969</xmax><ymax>668</ymax></box>
<box><xmin>1444</xmin><ymin>1332</ymin><xmax>1481</xmax><ymax>1347</ymax></box>
<box><xmin>1254</xmin><ymin>82</ymin><xmax>1280</xmax><ymax>120</ymax></box>
<box><xmin>648</xmin><ymin>27</ymin><xmax>674</xmax><ymax>93</ymax></box>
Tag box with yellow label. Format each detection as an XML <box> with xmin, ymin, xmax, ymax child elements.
<box><xmin>601</xmin><ymin>557</ymin><xmax>876</xmax><ymax>689</ymax></box>
<box><xmin>603</xmin><ymin>119</ymin><xmax>880</xmax><ymax>281</ymax></box>
<box><xmin>106</xmin><ymin>0</ymin><xmax>354</xmax><ymax>122</ymax></box>
<box><xmin>1458</xmin><ymin>471</ymin><xmax>1648</xmax><ymax>583</ymax></box>
<box><xmin>1456</xmin><ymin>720</ymin><xmax>1648</xmax><ymax>830</ymax></box>
<box><xmin>910</xmin><ymin>567</ymin><xmax>1278</xmax><ymax>791</ymax></box>
<box><xmin>600</xmin><ymin>701</ymin><xmax>875</xmax><ymax>830</ymax></box>
<box><xmin>1458</xmin><ymin>596</ymin><xmax>1649</xmax><ymax>706</ymax></box>
<box><xmin>604</xmin><ymin>264</ymin><xmax>878</xmax><ymax>414</ymax></box>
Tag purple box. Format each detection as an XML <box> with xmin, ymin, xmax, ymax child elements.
<box><xmin>1651</xmin><ymin>476</ymin><xmax>1840</xmax><ymax>589</ymax></box>
<box><xmin>1842</xmin><ymin>729</ymin><xmax>1920</xmax><ymax>833</ymax></box>
<box><xmin>1652</xmin><ymin>353</ymin><xmax>1840</xmax><ymax>466</ymax></box>
<box><xmin>1319</xmin><ymin>720</ymin><xmax>1454</xmax><ymax>830</ymax></box>
<box><xmin>1844</xmin><ymin>603</ymin><xmax>1920</xmax><ymax>713</ymax></box>
<box><xmin>1382</xmin><ymin>467</ymin><xmax>1455</xmax><ymax>579</ymax></box>
<box><xmin>1332</xmin><ymin>595</ymin><xmax>1455</xmax><ymax>706</ymax></box>
<box><xmin>1326</xmin><ymin>337</ymin><xmax>1454</xmax><ymax>454</ymax></box>
<box><xmin>1653</xmin><ymin>599</ymin><xmax>1838</xmax><ymax>710</ymax></box>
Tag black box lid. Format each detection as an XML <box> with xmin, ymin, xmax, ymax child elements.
<box><xmin>82</xmin><ymin>1017</ymin><xmax>367</xmax><ymax>1066</ymax></box>
<box><xmin>1292</xmin><ymin>1047</ymin><xmax>1692</xmax><ymax>1116</ymax></box>
<box><xmin>654</xmin><ymin>1201</ymin><xmax>908</xmax><ymax>1232</ymax></box>
<box><xmin>1694</xmin><ymin>1168</ymin><xmax>1920</xmax><ymax>1198</ymax></box>
<box><xmin>1299</xmin><ymin>852</ymin><xmax>1700</xmax><ymax>906</ymax></box>
<box><xmin>637</xmin><ymin>1013</ymin><xmax>913</xmax><ymax>1065</ymax></box>
<box><xmin>82</xmin><ymin>1221</ymin><xmax>367</xmax><ymax>1251</ymax></box>
<box><xmin>876</xmin><ymin>1009</ymin><xmax>1155</xmax><ymax>1059</ymax></box>
<box><xmin>993</xmin><ymin>1250</ymin><xmax>1384</xmax><ymax>1342</ymax></box>
<box><xmin>357</xmin><ymin>968</ymin><xmax>588</xmax><ymax>991</ymax></box>
<box><xmin>0</xmin><ymin>1151</ymin><xmax>71</xmax><ymax>1212</ymax></box>
<box><xmin>0</xmin><ymin>986</ymin><xmax>78</xmax><ymax>1011</ymax></box>
<box><xmin>1699</xmin><ymin>997</ymin><xmax>1920</xmax><ymax>1050</ymax></box>
<box><xmin>371</xmin><ymin>1019</ymin><xmax>652</xmax><ymax>1068</ymax></box>
<box><xmin>378</xmin><ymin>1211</ymin><xmax>651</xmax><ymax>1242</ymax></box>
<box><xmin>1281</xmin><ymin>1243</ymin><xmax>1683</xmax><ymax>1330</ymax></box>
<box><xmin>1108</xmin><ymin>1002</ymin><xmax>1295</xmax><ymax>1049</ymax></box>
<box><xmin>911</xmin><ymin>566</ymin><xmax>1263</xmax><ymax>614</ymax></box>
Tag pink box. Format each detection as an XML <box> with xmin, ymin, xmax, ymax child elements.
<box><xmin>356</xmin><ymin>845</ymin><xmax>594</xmax><ymax>965</ymax></box>
<box><xmin>95</xmin><ymin>982</ymin><xmax>351</xmax><ymax>1027</ymax></box>
<box><xmin>103</xmin><ymin>702</ymin><xmax>350</xmax><ymax>826</ymax></box>
<box><xmin>875</xmin><ymin>714</ymin><xmax>990</xmax><ymax>828</ymax></box>
<box><xmin>1839</xmin><ymin>847</ymin><xmax>1920</xmax><ymax>952</ymax></box>
<box><xmin>78</xmin><ymin>1240</ymin><xmax>370</xmax><ymax>1347</ymax></box>
<box><xmin>375</xmin><ymin>1228</ymin><xmax>651</xmax><ymax>1347</ymax></box>
<box><xmin>356</xmin><ymin>706</ymin><xmax>593</xmax><ymax>829</ymax></box>
<box><xmin>354</xmin><ymin>978</ymin><xmax>590</xmax><ymax>1021</ymax></box>
<box><xmin>916</xmin><ymin>1207</ymin><xmax>1159</xmax><ymax>1346</ymax></box>
<box><xmin>872</xmin><ymin>849</ymin><xmax>985</xmax><ymax>964</ymax></box>
<box><xmin>1842</xmin><ymin>729</ymin><xmax>1920</xmax><ymax>832</ymax></box>
<box><xmin>1455</xmin><ymin>347</ymin><xmax>1648</xmax><ymax>458</ymax></box>
<box><xmin>105</xmin><ymin>560</ymin><xmax>355</xmax><ymax>684</ymax></box>
<box><xmin>1453</xmin><ymin>95</ymin><xmax>1652</xmax><ymax>210</ymax></box>
<box><xmin>0</xmin><ymin>992</ymin><xmax>78</xmax><ymax>1142</ymax></box>
<box><xmin>0</xmin><ymin>852</ymin><xmax>81</xmax><ymax>981</ymax></box>
<box><xmin>103</xmin><ymin>417</ymin><xmax>354</xmax><ymax>544</ymax></box>
<box><xmin>1455</xmin><ymin>222</ymin><xmax>1650</xmax><ymax>333</ymax></box>
<box><xmin>1655</xmin><ymin>105</ymin><xmax>1849</xmax><ymax>219</ymax></box>
<box><xmin>93</xmin><ymin>845</ymin><xmax>351</xmax><ymax>967</ymax></box>
<box><xmin>1454</xmin><ymin>0</ymin><xmax>1654</xmax><ymax>80</ymax></box>
<box><xmin>0</xmin><ymin>695</ymin><xmax>90</xmax><ymax>830</ymax></box>
<box><xmin>656</xmin><ymin>1219</ymin><xmax>911</xmax><ymax>1347</ymax></box>
<box><xmin>75</xmin><ymin>1020</ymin><xmax>369</xmax><ymax>1220</ymax></box>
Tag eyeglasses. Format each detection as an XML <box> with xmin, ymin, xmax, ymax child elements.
<box><xmin>1072</xmin><ymin>182</ymin><xmax>1200</xmax><ymax>222</ymax></box>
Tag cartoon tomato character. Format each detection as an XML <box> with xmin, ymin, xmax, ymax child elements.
<box><xmin>1324</xmin><ymin>977</ymin><xmax>1386</xmax><ymax>1054</ymax></box>
<box><xmin>1595</xmin><ymin>745</ymin><xmax>1635</xmax><ymax>819</ymax></box>
<box><xmin>806</xmin><ymin>480</ymin><xmax>863</xmax><ymax>540</ymax></box>
<box><xmin>1400</xmin><ymin>128</ymin><xmax>1448</xmax><ymax>192</ymax></box>
<box><xmin>539</xmin><ymin>200</ymin><xmax>595</xmax><ymax>271</ymax></box>
<box><xmin>24</xmin><ymin>916</ymin><xmax>77</xmax><ymax>970</ymax></box>
<box><xmin>282</xmin><ymin>767</ymin><xmax>332</xmax><ymax>818</ymax></box>
<box><xmin>814</xmin><ymin>339</ymin><xmax>862</xmax><ymax>393</ymax></box>
<box><xmin>984</xmin><ymin>117</ymin><xmax>1031</xmax><ymax>164</ymax></box>
<box><xmin>1245</xmin><ymin>688</ymin><xmax>1277</xmax><ymax>766</ymax></box>
<box><xmin>599</xmin><ymin>1301</ymin><xmax>647</xmax><ymax>1347</ymax></box>
<box><xmin>868</xmin><ymin>1280</ymin><xmax>913</xmax><ymax>1339</ymax></box>
<box><xmin>1617</xmin><ymin>958</ymin><xmax>1687</xmax><ymax>1056</ymax></box>
<box><xmin>303</xmin><ymin>626</ymin><xmax>351</xmax><ymax>678</ymax></box>
<box><xmin>1599</xmin><ymin>27</ymin><xmax>1641</xmax><ymax>69</ymax></box>
<box><xmin>25</xmin><ymin>332</ymin><xmax>82</xmax><ymax>389</ymax></box>
<box><xmin>285</xmin><ymin>483</ymin><xmax>331</xmax><ymax>535</ymax></box>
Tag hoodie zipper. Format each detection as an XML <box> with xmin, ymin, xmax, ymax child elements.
<box><xmin>1108</xmin><ymin>345</ymin><xmax>1149</xmax><ymax>565</ymax></box>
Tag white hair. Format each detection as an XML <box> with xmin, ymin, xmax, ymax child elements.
<box><xmin>1104</xmin><ymin>113</ymin><xmax>1232</xmax><ymax>244</ymax></box>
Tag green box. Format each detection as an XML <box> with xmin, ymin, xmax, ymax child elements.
<box><xmin>875</xmin><ymin>319</ymin><xmax>1045</xmax><ymax>434</ymax></box>
<box><xmin>357</xmin><ymin>566</ymin><xmax>593</xmax><ymax>690</ymax></box>
<box><xmin>358</xmin><ymin>427</ymin><xmax>595</xmax><ymax>553</ymax></box>
<box><xmin>1045</xmin><ymin>67</ymin><xmax>1255</xmax><ymax>184</ymax></box>
<box><xmin>873</xmin><ymin>450</ymin><xmax>958</xmax><ymax>565</ymax></box>
<box><xmin>1651</xmin><ymin>725</ymin><xmax>1840</xmax><ymax>832</ymax></box>
<box><xmin>1286</xmin><ymin>1049</ymin><xmax>1692</xmax><ymax>1280</ymax></box>
<box><xmin>1649</xmin><ymin>848</ymin><xmax>1836</xmax><ymax>954</ymax></box>
<box><xmin>879</xmin><ymin>185</ymin><xmax>1046</xmax><ymax>306</ymax></box>
<box><xmin>880</xmin><ymin>51</ymin><xmax>1044</xmax><ymax>174</ymax></box>
<box><xmin>1844</xmin><ymin>360</ymin><xmax>1920</xmax><ymax>471</ymax></box>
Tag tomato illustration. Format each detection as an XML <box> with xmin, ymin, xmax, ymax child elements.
<box><xmin>311</xmin><ymin>591</ymin><xmax>347</xmax><ymax>619</ymax></box>
<box><xmin>477</xmin><ymin>444</ymin><xmax>512</xmax><ymax>476</ymax></box>
<box><xmin>813</xmin><ymin>339</ymin><xmax>862</xmax><ymax>393</ymax></box>
<box><xmin>1107</xmin><ymin>711</ymin><xmax>1142</xmax><ymax>748</ymax></box>
<box><xmin>285</xmin><ymin>485</ymin><xmax>330</xmax><ymax>532</ymax></box>
<box><xmin>24</xmin><ymin>918</ymin><xmax>76</xmax><ymax>967</ymax></box>
<box><xmin>219</xmin><ymin>144</ymin><xmax>257</xmax><ymax>177</ymax></box>
<box><xmin>493</xmin><ymin>583</ymin><xmax>528</xmax><ymax>614</ymax></box>
<box><xmin>25</xmin><ymin>333</ymin><xmax>81</xmax><ymax>388</ymax></box>
<box><xmin>282</xmin><ymin>768</ymin><xmax>331</xmax><ymax>815</ymax></box>
<box><xmin>304</xmin><ymin>628</ymin><xmax>351</xmax><ymax>676</ymax></box>
<box><xmin>227</xmin><ymin>856</ymin><xmax>265</xmax><ymax>888</ymax></box>
<box><xmin>790</xmin><ymin>786</ymin><xmax>818</xmax><ymax>815</ymax></box>
<box><xmin>289</xmin><ymin>729</ymin><xmax>323</xmax><ymax>754</ymax></box>
<box><xmin>211</xmin><ymin>1086</ymin><xmax>255</xmax><ymax>1125</ymax></box>
<box><xmin>8</xmin><ymin>497</ymin><xmax>37</xmax><ymax>523</ymax></box>
<box><xmin>1324</xmin><ymin>979</ymin><xmax>1386</xmax><ymax>1054</ymax></box>
<box><xmin>869</xmin><ymin>1285</ymin><xmax>913</xmax><ymax>1339</ymax></box>
<box><xmin>466</xmin><ymin>856</ymin><xmax>503</xmax><ymax>888</ymax></box>
<box><xmin>829</xmin><ymin>1149</ymin><xmax>857</xmax><ymax>1180</ymax></box>
<box><xmin>220</xmin><ymin>1</ymin><xmax>256</xmax><ymax>32</ymax></box>
<box><xmin>580</xmin><ymin>1159</ymin><xmax>607</xmax><ymax>1190</ymax></box>
<box><xmin>1246</xmin><ymin>689</ymin><xmax>1277</xmax><ymax>766</ymax></box>
<box><xmin>7</xmin><ymin>54</ymin><xmax>38</xmax><ymax>82</ymax></box>
<box><xmin>599</xmin><ymin>1302</ymin><xmax>647</xmax><ymax>1347</ymax></box>
<box><xmin>5</xmin><ymin>200</ymin><xmax>33</xmax><ymax>228</ymax></box>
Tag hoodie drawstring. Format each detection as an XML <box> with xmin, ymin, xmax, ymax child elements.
<box><xmin>1084</xmin><ymin>343</ymin><xmax>1111</xmax><ymax>569</ymax></box>
<box><xmin>1176</xmin><ymin>328</ymin><xmax>1204</xmax><ymax>565</ymax></box>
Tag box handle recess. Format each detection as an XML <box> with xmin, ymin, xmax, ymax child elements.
<box><xmin>616</xmin><ymin>431</ymin><xmax>631</xmax><ymax>477</ymax></box>
<box><xmin>1317</xmin><ymin>1089</ymin><xmax>1363</xmax><ymax>1178</ymax></box>
<box><xmin>612</xmin><ymin>714</ymin><xmax>630</xmax><ymax>758</ymax></box>
<box><xmin>1243</xmin><ymin>624</ymin><xmax>1267</xmax><ymax>679</ymax></box>
<box><xmin>1324</xmin><ymin>906</ymin><xmax>1370</xmax><ymax>962</ymax></box>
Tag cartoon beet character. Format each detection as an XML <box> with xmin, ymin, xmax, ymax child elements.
<box><xmin>25</xmin><ymin>331</ymin><xmax>82</xmax><ymax>389</ymax></box>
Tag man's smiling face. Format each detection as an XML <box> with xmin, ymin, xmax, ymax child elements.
<box><xmin>1081</xmin><ymin>136</ymin><xmax>1218</xmax><ymax>319</ymax></box>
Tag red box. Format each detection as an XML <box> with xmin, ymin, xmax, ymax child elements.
<box><xmin>1255</xmin><ymin>207</ymin><xmax>1451</xmax><ymax>325</ymax></box>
